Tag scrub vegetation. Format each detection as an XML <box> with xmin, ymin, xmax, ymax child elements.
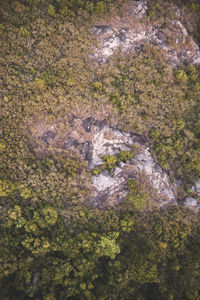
<box><xmin>0</xmin><ymin>0</ymin><xmax>200</xmax><ymax>299</ymax></box>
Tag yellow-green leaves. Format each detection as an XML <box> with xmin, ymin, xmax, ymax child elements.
<box><xmin>48</xmin><ymin>4</ymin><xmax>56</xmax><ymax>16</ymax></box>
<box><xmin>19</xmin><ymin>26</ymin><xmax>30</xmax><ymax>37</ymax></box>
<box><xmin>20</xmin><ymin>186</ymin><xmax>32</xmax><ymax>199</ymax></box>
<box><xmin>0</xmin><ymin>180</ymin><xmax>15</xmax><ymax>197</ymax></box>
<box><xmin>22</xmin><ymin>236</ymin><xmax>50</xmax><ymax>255</ymax></box>
<box><xmin>42</xmin><ymin>207</ymin><xmax>58</xmax><ymax>226</ymax></box>
<box><xmin>120</xmin><ymin>214</ymin><xmax>134</xmax><ymax>233</ymax></box>
<box><xmin>8</xmin><ymin>205</ymin><xmax>21</xmax><ymax>220</ymax></box>
<box><xmin>103</xmin><ymin>154</ymin><xmax>118</xmax><ymax>171</ymax></box>
<box><xmin>7</xmin><ymin>205</ymin><xmax>26</xmax><ymax>228</ymax></box>
<box><xmin>97</xmin><ymin>232</ymin><xmax>120</xmax><ymax>259</ymax></box>
<box><xmin>0</xmin><ymin>139</ymin><xmax>6</xmax><ymax>151</ymax></box>
<box><xmin>175</xmin><ymin>70</ymin><xmax>188</xmax><ymax>83</ymax></box>
<box><xmin>35</xmin><ymin>78</ymin><xmax>46</xmax><ymax>89</ymax></box>
<box><xmin>126</xmin><ymin>179</ymin><xmax>147</xmax><ymax>210</ymax></box>
<box><xmin>129</xmin><ymin>259</ymin><xmax>158</xmax><ymax>284</ymax></box>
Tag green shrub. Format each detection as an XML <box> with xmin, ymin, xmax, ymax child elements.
<box><xmin>0</xmin><ymin>139</ymin><xmax>6</xmax><ymax>151</ymax></box>
<box><xmin>48</xmin><ymin>4</ymin><xmax>56</xmax><ymax>16</ymax></box>
<box><xmin>117</xmin><ymin>150</ymin><xmax>133</xmax><ymax>163</ymax></box>
<box><xmin>175</xmin><ymin>70</ymin><xmax>188</xmax><ymax>82</ymax></box>
<box><xmin>20</xmin><ymin>186</ymin><xmax>32</xmax><ymax>199</ymax></box>
<box><xmin>126</xmin><ymin>179</ymin><xmax>147</xmax><ymax>210</ymax></box>
<box><xmin>103</xmin><ymin>154</ymin><xmax>118</xmax><ymax>171</ymax></box>
<box><xmin>0</xmin><ymin>180</ymin><xmax>15</xmax><ymax>197</ymax></box>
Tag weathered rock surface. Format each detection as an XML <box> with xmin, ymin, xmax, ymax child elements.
<box><xmin>194</xmin><ymin>179</ymin><xmax>200</xmax><ymax>196</ymax></box>
<box><xmin>184</xmin><ymin>197</ymin><xmax>197</xmax><ymax>208</ymax></box>
<box><xmin>186</xmin><ymin>179</ymin><xmax>200</xmax><ymax>211</ymax></box>
<box><xmin>31</xmin><ymin>116</ymin><xmax>200</xmax><ymax>210</ymax></box>
<box><xmin>128</xmin><ymin>0</ymin><xmax>148</xmax><ymax>18</ymax></box>
<box><xmin>91</xmin><ymin>0</ymin><xmax>200</xmax><ymax>66</ymax></box>
<box><xmin>63</xmin><ymin>117</ymin><xmax>177</xmax><ymax>208</ymax></box>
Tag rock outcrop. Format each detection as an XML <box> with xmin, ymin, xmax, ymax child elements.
<box><xmin>184</xmin><ymin>197</ymin><xmax>198</xmax><ymax>208</ymax></box>
<box><xmin>63</xmin><ymin>117</ymin><xmax>177</xmax><ymax>208</ymax></box>
<box><xmin>30</xmin><ymin>116</ymin><xmax>200</xmax><ymax>210</ymax></box>
<box><xmin>184</xmin><ymin>179</ymin><xmax>200</xmax><ymax>211</ymax></box>
<box><xmin>91</xmin><ymin>0</ymin><xmax>200</xmax><ymax>66</ymax></box>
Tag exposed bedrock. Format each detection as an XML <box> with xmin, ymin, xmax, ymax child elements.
<box><xmin>183</xmin><ymin>179</ymin><xmax>200</xmax><ymax>211</ymax></box>
<box><xmin>63</xmin><ymin>117</ymin><xmax>177</xmax><ymax>208</ymax></box>
<box><xmin>31</xmin><ymin>116</ymin><xmax>200</xmax><ymax>210</ymax></box>
<box><xmin>91</xmin><ymin>0</ymin><xmax>200</xmax><ymax>66</ymax></box>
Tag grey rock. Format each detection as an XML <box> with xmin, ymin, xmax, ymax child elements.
<box><xmin>91</xmin><ymin>2</ymin><xmax>200</xmax><ymax>67</ymax></box>
<box><xmin>40</xmin><ymin>130</ymin><xmax>56</xmax><ymax>145</ymax></box>
<box><xmin>65</xmin><ymin>118</ymin><xmax>177</xmax><ymax>207</ymax></box>
<box><xmin>194</xmin><ymin>179</ymin><xmax>200</xmax><ymax>195</ymax></box>
<box><xmin>91</xmin><ymin>25</ymin><xmax>113</xmax><ymax>36</ymax></box>
<box><xmin>128</xmin><ymin>0</ymin><xmax>148</xmax><ymax>18</ymax></box>
<box><xmin>194</xmin><ymin>52</ymin><xmax>200</xmax><ymax>64</ymax></box>
<box><xmin>184</xmin><ymin>197</ymin><xmax>197</xmax><ymax>207</ymax></box>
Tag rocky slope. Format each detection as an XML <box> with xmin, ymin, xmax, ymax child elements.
<box><xmin>91</xmin><ymin>0</ymin><xmax>200</xmax><ymax>66</ymax></box>
<box><xmin>33</xmin><ymin>116</ymin><xmax>177</xmax><ymax>208</ymax></box>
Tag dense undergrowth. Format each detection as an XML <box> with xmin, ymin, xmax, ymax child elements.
<box><xmin>94</xmin><ymin>50</ymin><xmax>200</xmax><ymax>192</ymax></box>
<box><xmin>0</xmin><ymin>0</ymin><xmax>200</xmax><ymax>299</ymax></box>
<box><xmin>1</xmin><ymin>204</ymin><xmax>200</xmax><ymax>300</ymax></box>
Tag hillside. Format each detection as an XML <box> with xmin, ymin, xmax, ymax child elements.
<box><xmin>0</xmin><ymin>1</ymin><xmax>200</xmax><ymax>299</ymax></box>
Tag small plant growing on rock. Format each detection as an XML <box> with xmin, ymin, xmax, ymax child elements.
<box><xmin>92</xmin><ymin>150</ymin><xmax>135</xmax><ymax>175</ymax></box>
<box><xmin>126</xmin><ymin>178</ymin><xmax>147</xmax><ymax>210</ymax></box>
<box><xmin>92</xmin><ymin>165</ymin><xmax>104</xmax><ymax>176</ymax></box>
<box><xmin>103</xmin><ymin>154</ymin><xmax>118</xmax><ymax>171</ymax></box>
<box><xmin>117</xmin><ymin>150</ymin><xmax>133</xmax><ymax>163</ymax></box>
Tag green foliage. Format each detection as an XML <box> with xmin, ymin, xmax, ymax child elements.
<box><xmin>19</xmin><ymin>26</ymin><xmax>30</xmax><ymax>37</ymax></box>
<box><xmin>42</xmin><ymin>207</ymin><xmax>58</xmax><ymax>225</ymax></box>
<box><xmin>120</xmin><ymin>214</ymin><xmax>134</xmax><ymax>233</ymax></box>
<box><xmin>0</xmin><ymin>139</ymin><xmax>6</xmax><ymax>151</ymax></box>
<box><xmin>126</xmin><ymin>179</ymin><xmax>147</xmax><ymax>210</ymax></box>
<box><xmin>8</xmin><ymin>205</ymin><xmax>22</xmax><ymax>221</ymax></box>
<box><xmin>191</xmin><ymin>3</ymin><xmax>200</xmax><ymax>12</ymax></box>
<box><xmin>1</xmin><ymin>201</ymin><xmax>200</xmax><ymax>299</ymax></box>
<box><xmin>92</xmin><ymin>81</ymin><xmax>104</xmax><ymax>91</ymax></box>
<box><xmin>35</xmin><ymin>77</ymin><xmax>46</xmax><ymax>89</ymax></box>
<box><xmin>0</xmin><ymin>0</ymin><xmax>200</xmax><ymax>299</ymax></box>
<box><xmin>129</xmin><ymin>259</ymin><xmax>158</xmax><ymax>283</ymax></box>
<box><xmin>175</xmin><ymin>69</ymin><xmax>188</xmax><ymax>83</ymax></box>
<box><xmin>117</xmin><ymin>150</ymin><xmax>133</xmax><ymax>162</ymax></box>
<box><xmin>0</xmin><ymin>179</ymin><xmax>15</xmax><ymax>197</ymax></box>
<box><xmin>103</xmin><ymin>154</ymin><xmax>118</xmax><ymax>171</ymax></box>
<box><xmin>54</xmin><ymin>0</ymin><xmax>114</xmax><ymax>17</ymax></box>
<box><xmin>92</xmin><ymin>150</ymin><xmax>134</xmax><ymax>174</ymax></box>
<box><xmin>92</xmin><ymin>166</ymin><xmax>103</xmax><ymax>176</ymax></box>
<box><xmin>96</xmin><ymin>1</ymin><xmax>106</xmax><ymax>14</ymax></box>
<box><xmin>97</xmin><ymin>232</ymin><xmax>120</xmax><ymax>259</ymax></box>
<box><xmin>48</xmin><ymin>4</ymin><xmax>56</xmax><ymax>16</ymax></box>
<box><xmin>20</xmin><ymin>185</ymin><xmax>32</xmax><ymax>199</ymax></box>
